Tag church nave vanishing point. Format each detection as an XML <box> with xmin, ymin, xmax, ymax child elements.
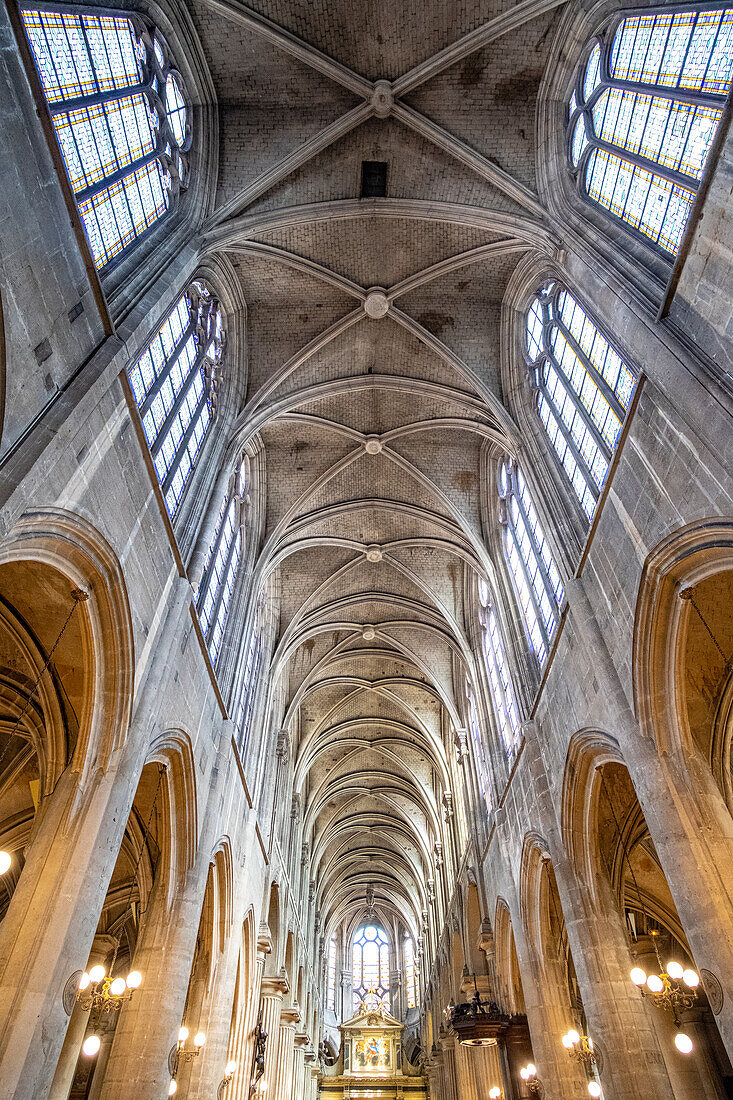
<box><xmin>0</xmin><ymin>0</ymin><xmax>732</xmax><ymax>1098</ymax></box>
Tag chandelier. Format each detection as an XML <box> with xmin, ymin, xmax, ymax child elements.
<box><xmin>630</xmin><ymin>946</ymin><xmax>699</xmax><ymax>1053</ymax></box>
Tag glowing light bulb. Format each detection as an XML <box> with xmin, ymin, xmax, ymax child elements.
<box><xmin>568</xmin><ymin>1029</ymin><xmax>580</xmax><ymax>1045</ymax></box>
<box><xmin>88</xmin><ymin>964</ymin><xmax>106</xmax><ymax>985</ymax></box>
<box><xmin>527</xmin><ymin>1064</ymin><xmax>536</xmax><ymax>1076</ymax></box>
<box><xmin>110</xmin><ymin>977</ymin><xmax>126</xmax><ymax>996</ymax></box>
<box><xmin>675</xmin><ymin>1032</ymin><xmax>693</xmax><ymax>1054</ymax></box>
<box><xmin>178</xmin><ymin>1027</ymin><xmax>189</xmax><ymax>1043</ymax></box>
<box><xmin>520</xmin><ymin>1069</ymin><xmax>529</xmax><ymax>1081</ymax></box>
<box><xmin>630</xmin><ymin>967</ymin><xmax>647</xmax><ymax>986</ymax></box>
<box><xmin>666</xmin><ymin>961</ymin><xmax>684</xmax><ymax>980</ymax></box>
<box><xmin>126</xmin><ymin>970</ymin><xmax>142</xmax><ymax>989</ymax></box>
<box><xmin>0</xmin><ymin>851</ymin><xmax>11</xmax><ymax>875</ymax></box>
<box><xmin>226</xmin><ymin>1060</ymin><xmax>237</xmax><ymax>1075</ymax></box>
<box><xmin>562</xmin><ymin>1033</ymin><xmax>574</xmax><ymax>1048</ymax></box>
<box><xmin>79</xmin><ymin>972</ymin><xmax>91</xmax><ymax>991</ymax></box>
<box><xmin>682</xmin><ymin>969</ymin><xmax>699</xmax><ymax>988</ymax></box>
<box><xmin>194</xmin><ymin>1031</ymin><xmax>206</xmax><ymax>1048</ymax></box>
<box><xmin>169</xmin><ymin>1080</ymin><xmax>178</xmax><ymax>1096</ymax></box>
<box><xmin>646</xmin><ymin>974</ymin><xmax>664</xmax><ymax>994</ymax></box>
<box><xmin>489</xmin><ymin>1089</ymin><xmax>502</xmax><ymax>1099</ymax></box>
<box><xmin>82</xmin><ymin>1035</ymin><xmax>101</xmax><ymax>1057</ymax></box>
<box><xmin>588</xmin><ymin>1083</ymin><xmax>602</xmax><ymax>1098</ymax></box>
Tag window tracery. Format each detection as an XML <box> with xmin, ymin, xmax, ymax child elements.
<box><xmin>478</xmin><ymin>580</ymin><xmax>521</xmax><ymax>757</ymax></box>
<box><xmin>196</xmin><ymin>459</ymin><xmax>246</xmax><ymax>663</ymax></box>
<box><xmin>22</xmin><ymin>5</ymin><xmax>191</xmax><ymax>267</ymax></box>
<box><xmin>233</xmin><ymin>594</ymin><xmax>265</xmax><ymax>751</ymax></box>
<box><xmin>128</xmin><ymin>281</ymin><xmax>224</xmax><ymax>515</ymax></box>
<box><xmin>353</xmin><ymin>924</ymin><xmax>390</xmax><ymax>1011</ymax></box>
<box><xmin>404</xmin><ymin>934</ymin><xmax>417</xmax><ymax>1010</ymax></box>
<box><xmin>499</xmin><ymin>460</ymin><xmax>564</xmax><ymax>667</ymax></box>
<box><xmin>526</xmin><ymin>283</ymin><xmax>636</xmax><ymax>520</ymax></box>
<box><xmin>465</xmin><ymin>676</ymin><xmax>493</xmax><ymax>814</ymax></box>
<box><xmin>567</xmin><ymin>7</ymin><xmax>733</xmax><ymax>254</ymax></box>
<box><xmin>327</xmin><ymin>934</ymin><xmax>337</xmax><ymax>1012</ymax></box>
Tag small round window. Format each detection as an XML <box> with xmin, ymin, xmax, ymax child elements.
<box><xmin>165</xmin><ymin>73</ymin><xmax>187</xmax><ymax>147</ymax></box>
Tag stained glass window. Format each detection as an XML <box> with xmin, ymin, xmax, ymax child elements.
<box><xmin>500</xmin><ymin>460</ymin><xmax>564</xmax><ymax>666</ymax></box>
<box><xmin>22</xmin><ymin>6</ymin><xmax>190</xmax><ymax>267</ymax></box>
<box><xmin>526</xmin><ymin>283</ymin><xmax>635</xmax><ymax>520</ymax></box>
<box><xmin>404</xmin><ymin>935</ymin><xmax>417</xmax><ymax>1010</ymax></box>
<box><xmin>196</xmin><ymin>459</ymin><xmax>246</xmax><ymax>664</ymax></box>
<box><xmin>567</xmin><ymin>7</ymin><xmax>733</xmax><ymax>254</ymax></box>
<box><xmin>128</xmin><ymin>281</ymin><xmax>224</xmax><ymax>515</ymax></box>
<box><xmin>478</xmin><ymin>580</ymin><xmax>522</xmax><ymax>756</ymax></box>
<box><xmin>327</xmin><ymin>935</ymin><xmax>337</xmax><ymax>1012</ymax></box>
<box><xmin>233</xmin><ymin>591</ymin><xmax>265</xmax><ymax>752</ymax></box>
<box><xmin>353</xmin><ymin>925</ymin><xmax>390</xmax><ymax>1011</ymax></box>
<box><xmin>465</xmin><ymin>676</ymin><xmax>492</xmax><ymax>814</ymax></box>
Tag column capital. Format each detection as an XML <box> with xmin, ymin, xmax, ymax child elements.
<box><xmin>261</xmin><ymin>972</ymin><xmax>289</xmax><ymax>998</ymax></box>
<box><xmin>281</xmin><ymin>1003</ymin><xmax>301</xmax><ymax>1026</ymax></box>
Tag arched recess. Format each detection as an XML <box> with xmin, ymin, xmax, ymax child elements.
<box><xmin>0</xmin><ymin>508</ymin><xmax>134</xmax><ymax>781</ymax></box>
<box><xmin>493</xmin><ymin>899</ymin><xmax>526</xmax><ymax>1017</ymax></box>
<box><xmin>563</xmin><ymin>731</ymin><xmax>733</xmax><ymax>1096</ymax></box>
<box><xmin>263</xmin><ymin>881</ymin><xmax>282</xmax><ymax>975</ymax></box>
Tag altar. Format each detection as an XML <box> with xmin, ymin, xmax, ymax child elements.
<box><xmin>319</xmin><ymin>1001</ymin><xmax>428</xmax><ymax>1100</ymax></box>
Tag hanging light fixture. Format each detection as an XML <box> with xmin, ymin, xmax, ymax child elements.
<box><xmin>0</xmin><ymin>589</ymin><xmax>88</xmax><ymax>878</ymax></box>
<box><xmin>218</xmin><ymin>1060</ymin><xmax>237</xmax><ymax>1097</ymax></box>
<box><xmin>73</xmin><ymin>761</ymin><xmax>165</xmax><ymax>1062</ymax></box>
<box><xmin>598</xmin><ymin>768</ymin><xmax>700</xmax><ymax>1058</ymax></box>
<box><xmin>629</xmin><ymin>948</ymin><xmax>699</xmax><ymax>1053</ymax></box>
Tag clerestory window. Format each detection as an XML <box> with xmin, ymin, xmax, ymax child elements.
<box><xmin>465</xmin><ymin>676</ymin><xmax>493</xmax><ymax>814</ymax></box>
<box><xmin>526</xmin><ymin>283</ymin><xmax>636</xmax><ymax>521</ymax></box>
<box><xmin>128</xmin><ymin>281</ymin><xmax>223</xmax><ymax>515</ymax></box>
<box><xmin>353</xmin><ymin>925</ymin><xmax>390</xmax><ymax>1011</ymax></box>
<box><xmin>233</xmin><ymin>595</ymin><xmax>265</xmax><ymax>753</ymax></box>
<box><xmin>478</xmin><ymin>580</ymin><xmax>522</xmax><ymax>757</ymax></box>
<box><xmin>567</xmin><ymin>7</ymin><xmax>733</xmax><ymax>254</ymax></box>
<box><xmin>404</xmin><ymin>934</ymin><xmax>417</xmax><ymax>1010</ymax></box>
<box><xmin>327</xmin><ymin>934</ymin><xmax>337</xmax><ymax>1012</ymax></box>
<box><xmin>196</xmin><ymin>460</ymin><xmax>246</xmax><ymax>663</ymax></box>
<box><xmin>21</xmin><ymin>5</ymin><xmax>190</xmax><ymax>268</ymax></box>
<box><xmin>499</xmin><ymin>460</ymin><xmax>564</xmax><ymax>667</ymax></box>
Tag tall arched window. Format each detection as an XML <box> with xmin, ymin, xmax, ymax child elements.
<box><xmin>21</xmin><ymin>5</ymin><xmax>190</xmax><ymax>267</ymax></box>
<box><xmin>567</xmin><ymin>7</ymin><xmax>733</xmax><ymax>254</ymax></box>
<box><xmin>526</xmin><ymin>283</ymin><xmax>636</xmax><ymax>521</ymax></box>
<box><xmin>403</xmin><ymin>934</ymin><xmax>417</xmax><ymax>1010</ymax></box>
<box><xmin>352</xmin><ymin>925</ymin><xmax>390</xmax><ymax>1010</ymax></box>
<box><xmin>478</xmin><ymin>580</ymin><xmax>521</xmax><ymax>757</ymax></box>
<box><xmin>233</xmin><ymin>596</ymin><xmax>265</xmax><ymax>752</ymax></box>
<box><xmin>128</xmin><ymin>281</ymin><xmax>223</xmax><ymax>515</ymax></box>
<box><xmin>499</xmin><ymin>460</ymin><xmax>564</xmax><ymax>666</ymax></box>
<box><xmin>326</xmin><ymin>934</ymin><xmax>337</xmax><ymax>1012</ymax></box>
<box><xmin>465</xmin><ymin>675</ymin><xmax>492</xmax><ymax>814</ymax></box>
<box><xmin>196</xmin><ymin>459</ymin><xmax>245</xmax><ymax>663</ymax></box>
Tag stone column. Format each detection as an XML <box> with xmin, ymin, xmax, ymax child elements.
<box><xmin>438</xmin><ymin>1034</ymin><xmax>459</xmax><ymax>1100</ymax></box>
<box><xmin>231</xmin><ymin>931</ymin><xmax>269</xmax><ymax>1100</ymax></box>
<box><xmin>48</xmin><ymin>935</ymin><xmax>116</xmax><ymax>1100</ymax></box>
<box><xmin>259</xmin><ymin>974</ymin><xmax>288</xmax><ymax>1100</ymax></box>
<box><xmin>293</xmin><ymin>1032</ymin><xmax>308</xmax><ymax>1100</ymax></box>
<box><xmin>521</xmin><ymin>719</ymin><xmax>675</xmax><ymax>1100</ymax></box>
<box><xmin>0</xmin><ymin>576</ymin><xmax>191</xmax><ymax>1100</ymax></box>
<box><xmin>273</xmin><ymin>1005</ymin><xmax>300</xmax><ymax>1100</ymax></box>
<box><xmin>187</xmin><ymin>462</ymin><xmax>233</xmax><ymax>591</ymax></box>
<box><xmin>566</xmin><ymin>575</ymin><xmax>733</xmax><ymax>1059</ymax></box>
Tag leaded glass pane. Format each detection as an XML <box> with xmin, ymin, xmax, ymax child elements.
<box><xmin>53</xmin><ymin>94</ymin><xmax>156</xmax><ymax>193</ymax></box>
<box><xmin>165</xmin><ymin>73</ymin><xmax>187</xmax><ymax>146</ymax></box>
<box><xmin>482</xmin><ymin>604</ymin><xmax>522</xmax><ymax>754</ymax></box>
<box><xmin>570</xmin><ymin>8</ymin><xmax>733</xmax><ymax>256</ymax></box>
<box><xmin>77</xmin><ymin>156</ymin><xmax>169</xmax><ymax>265</ymax></box>
<box><xmin>353</xmin><ymin>926</ymin><xmax>390</xmax><ymax>1010</ymax></box>
<box><xmin>22</xmin><ymin>10</ymin><xmax>140</xmax><ymax>102</ymax></box>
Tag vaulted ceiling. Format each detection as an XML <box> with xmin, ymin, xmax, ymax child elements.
<box><xmin>188</xmin><ymin>0</ymin><xmax>567</xmax><ymax>938</ymax></box>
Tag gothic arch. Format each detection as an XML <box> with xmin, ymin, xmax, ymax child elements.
<box><xmin>0</xmin><ymin>508</ymin><xmax>134</xmax><ymax>784</ymax></box>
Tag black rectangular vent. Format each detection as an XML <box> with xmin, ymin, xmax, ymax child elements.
<box><xmin>361</xmin><ymin>161</ymin><xmax>388</xmax><ymax>198</ymax></box>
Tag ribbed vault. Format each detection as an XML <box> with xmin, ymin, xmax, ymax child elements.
<box><xmin>185</xmin><ymin>0</ymin><xmax>566</xmax><ymax>959</ymax></box>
